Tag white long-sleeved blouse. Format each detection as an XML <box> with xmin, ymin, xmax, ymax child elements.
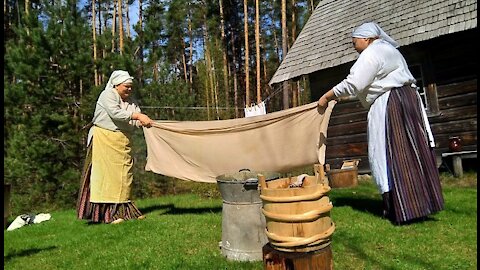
<box><xmin>332</xmin><ymin>39</ymin><xmax>416</xmax><ymax>108</ymax></box>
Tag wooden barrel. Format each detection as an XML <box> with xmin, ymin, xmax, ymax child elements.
<box><xmin>4</xmin><ymin>183</ymin><xmax>11</xmax><ymax>229</ymax></box>
<box><xmin>258</xmin><ymin>169</ymin><xmax>335</xmax><ymax>253</ymax></box>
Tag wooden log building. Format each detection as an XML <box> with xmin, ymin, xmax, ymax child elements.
<box><xmin>269</xmin><ymin>0</ymin><xmax>477</xmax><ymax>173</ymax></box>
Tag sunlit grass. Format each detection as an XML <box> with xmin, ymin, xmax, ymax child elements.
<box><xmin>4</xmin><ymin>173</ymin><xmax>476</xmax><ymax>270</ymax></box>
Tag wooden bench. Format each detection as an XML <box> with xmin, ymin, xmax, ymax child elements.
<box><xmin>441</xmin><ymin>150</ymin><xmax>477</xmax><ymax>177</ymax></box>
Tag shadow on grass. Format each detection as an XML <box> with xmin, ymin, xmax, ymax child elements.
<box><xmin>335</xmin><ymin>232</ymin><xmax>439</xmax><ymax>269</ymax></box>
<box><xmin>4</xmin><ymin>246</ymin><xmax>57</xmax><ymax>262</ymax></box>
<box><xmin>163</xmin><ymin>205</ymin><xmax>222</xmax><ymax>215</ymax></box>
<box><xmin>140</xmin><ymin>203</ymin><xmax>175</xmax><ymax>215</ymax></box>
<box><xmin>332</xmin><ymin>196</ymin><xmax>384</xmax><ymax>217</ymax></box>
<box><xmin>139</xmin><ymin>203</ymin><xmax>222</xmax><ymax>215</ymax></box>
<box><xmin>332</xmin><ymin>196</ymin><xmax>440</xmax><ymax>226</ymax></box>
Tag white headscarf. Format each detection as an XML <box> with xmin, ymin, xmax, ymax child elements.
<box><xmin>105</xmin><ymin>70</ymin><xmax>134</xmax><ymax>92</ymax></box>
<box><xmin>352</xmin><ymin>22</ymin><xmax>399</xmax><ymax>48</ymax></box>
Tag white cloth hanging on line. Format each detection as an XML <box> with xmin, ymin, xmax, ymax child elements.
<box><xmin>244</xmin><ymin>101</ymin><xmax>267</xmax><ymax>117</ymax></box>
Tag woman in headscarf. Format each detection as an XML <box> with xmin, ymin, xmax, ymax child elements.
<box><xmin>76</xmin><ymin>70</ymin><xmax>153</xmax><ymax>224</ymax></box>
<box><xmin>317</xmin><ymin>22</ymin><xmax>444</xmax><ymax>224</ymax></box>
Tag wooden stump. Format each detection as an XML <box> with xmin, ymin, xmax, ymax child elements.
<box><xmin>263</xmin><ymin>243</ymin><xmax>333</xmax><ymax>270</ymax></box>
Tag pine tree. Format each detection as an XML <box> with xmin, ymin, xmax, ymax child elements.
<box><xmin>4</xmin><ymin>0</ymin><xmax>93</xmax><ymax>212</ymax></box>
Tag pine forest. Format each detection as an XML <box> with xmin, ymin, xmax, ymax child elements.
<box><xmin>4</xmin><ymin>0</ymin><xmax>320</xmax><ymax>212</ymax></box>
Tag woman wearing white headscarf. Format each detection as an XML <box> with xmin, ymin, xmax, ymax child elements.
<box><xmin>76</xmin><ymin>70</ymin><xmax>153</xmax><ymax>224</ymax></box>
<box><xmin>318</xmin><ymin>22</ymin><xmax>444</xmax><ymax>224</ymax></box>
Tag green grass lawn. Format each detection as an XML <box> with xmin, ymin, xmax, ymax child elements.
<box><xmin>4</xmin><ymin>172</ymin><xmax>477</xmax><ymax>270</ymax></box>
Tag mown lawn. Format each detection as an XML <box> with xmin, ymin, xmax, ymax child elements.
<box><xmin>4</xmin><ymin>172</ymin><xmax>477</xmax><ymax>270</ymax></box>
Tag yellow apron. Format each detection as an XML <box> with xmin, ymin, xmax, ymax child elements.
<box><xmin>90</xmin><ymin>126</ymin><xmax>133</xmax><ymax>203</ymax></box>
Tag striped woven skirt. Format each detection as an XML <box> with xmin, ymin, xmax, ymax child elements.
<box><xmin>76</xmin><ymin>142</ymin><xmax>143</xmax><ymax>224</ymax></box>
<box><xmin>385</xmin><ymin>85</ymin><xmax>444</xmax><ymax>224</ymax></box>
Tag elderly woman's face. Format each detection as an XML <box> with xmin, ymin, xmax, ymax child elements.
<box><xmin>352</xmin><ymin>37</ymin><xmax>370</xmax><ymax>53</ymax></box>
<box><xmin>116</xmin><ymin>83</ymin><xmax>133</xmax><ymax>100</ymax></box>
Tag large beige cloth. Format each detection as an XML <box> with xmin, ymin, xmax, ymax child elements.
<box><xmin>90</xmin><ymin>126</ymin><xmax>133</xmax><ymax>203</ymax></box>
<box><xmin>143</xmin><ymin>101</ymin><xmax>336</xmax><ymax>183</ymax></box>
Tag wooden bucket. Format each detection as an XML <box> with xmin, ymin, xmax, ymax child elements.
<box><xmin>326</xmin><ymin>159</ymin><xmax>359</xmax><ymax>188</ymax></box>
<box><xmin>258</xmin><ymin>165</ymin><xmax>335</xmax><ymax>253</ymax></box>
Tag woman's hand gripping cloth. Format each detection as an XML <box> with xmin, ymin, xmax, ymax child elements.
<box><xmin>143</xmin><ymin>100</ymin><xmax>336</xmax><ymax>183</ymax></box>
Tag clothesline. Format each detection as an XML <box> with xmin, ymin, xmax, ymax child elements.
<box><xmin>140</xmin><ymin>106</ymin><xmax>234</xmax><ymax>110</ymax></box>
<box><xmin>140</xmin><ymin>84</ymin><xmax>285</xmax><ymax>110</ymax></box>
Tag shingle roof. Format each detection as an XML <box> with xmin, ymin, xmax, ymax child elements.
<box><xmin>269</xmin><ymin>0</ymin><xmax>477</xmax><ymax>85</ymax></box>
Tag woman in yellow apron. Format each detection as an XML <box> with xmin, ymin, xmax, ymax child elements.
<box><xmin>76</xmin><ymin>70</ymin><xmax>153</xmax><ymax>224</ymax></box>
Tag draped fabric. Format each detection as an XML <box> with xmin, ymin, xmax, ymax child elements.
<box><xmin>386</xmin><ymin>85</ymin><xmax>444</xmax><ymax>223</ymax></box>
<box><xmin>143</xmin><ymin>101</ymin><xmax>336</xmax><ymax>183</ymax></box>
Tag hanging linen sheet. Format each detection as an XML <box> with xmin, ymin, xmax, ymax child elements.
<box><xmin>143</xmin><ymin>101</ymin><xmax>336</xmax><ymax>183</ymax></box>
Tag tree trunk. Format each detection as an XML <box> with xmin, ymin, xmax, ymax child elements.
<box><xmin>117</xmin><ymin>0</ymin><xmax>124</xmax><ymax>55</ymax></box>
<box><xmin>219</xmin><ymin>0</ymin><xmax>230</xmax><ymax>113</ymax></box>
<box><xmin>262</xmin><ymin>35</ymin><xmax>271</xmax><ymax>97</ymax></box>
<box><xmin>270</xmin><ymin>0</ymin><xmax>280</xmax><ymax>64</ymax></box>
<box><xmin>92</xmin><ymin>0</ymin><xmax>99</xmax><ymax>86</ymax></box>
<box><xmin>243</xmin><ymin>0</ymin><xmax>250</xmax><ymax>106</ymax></box>
<box><xmin>203</xmin><ymin>16</ymin><xmax>212</xmax><ymax>120</ymax></box>
<box><xmin>181</xmin><ymin>38</ymin><xmax>188</xmax><ymax>82</ymax></box>
<box><xmin>25</xmin><ymin>0</ymin><xmax>29</xmax><ymax>16</ymax></box>
<box><xmin>281</xmin><ymin>0</ymin><xmax>289</xmax><ymax>109</ymax></box>
<box><xmin>255</xmin><ymin>0</ymin><xmax>261</xmax><ymax>104</ymax></box>
<box><xmin>125</xmin><ymin>1</ymin><xmax>131</xmax><ymax>39</ymax></box>
<box><xmin>138</xmin><ymin>0</ymin><xmax>144</xmax><ymax>87</ymax></box>
<box><xmin>291</xmin><ymin>0</ymin><xmax>297</xmax><ymax>107</ymax></box>
<box><xmin>25</xmin><ymin>0</ymin><xmax>30</xmax><ymax>36</ymax></box>
<box><xmin>188</xmin><ymin>13</ymin><xmax>194</xmax><ymax>93</ymax></box>
<box><xmin>98</xmin><ymin>0</ymin><xmax>104</xmax><ymax>85</ymax></box>
<box><xmin>231</xmin><ymin>31</ymin><xmax>239</xmax><ymax>118</ymax></box>
<box><xmin>111</xmin><ymin>0</ymin><xmax>116</xmax><ymax>53</ymax></box>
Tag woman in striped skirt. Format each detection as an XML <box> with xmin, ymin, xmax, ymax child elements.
<box><xmin>317</xmin><ymin>22</ymin><xmax>444</xmax><ymax>224</ymax></box>
<box><xmin>76</xmin><ymin>70</ymin><xmax>153</xmax><ymax>224</ymax></box>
